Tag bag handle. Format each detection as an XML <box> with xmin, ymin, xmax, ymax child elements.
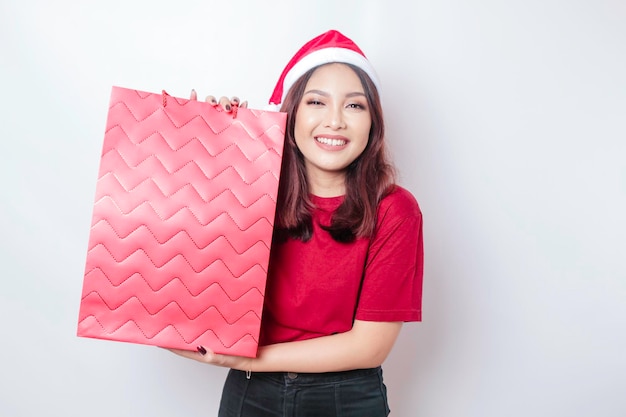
<box><xmin>161</xmin><ymin>89</ymin><xmax>239</xmax><ymax>119</ymax></box>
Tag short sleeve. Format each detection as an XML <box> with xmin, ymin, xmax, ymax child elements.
<box><xmin>355</xmin><ymin>187</ymin><xmax>424</xmax><ymax>322</ymax></box>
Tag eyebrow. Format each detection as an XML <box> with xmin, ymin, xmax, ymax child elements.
<box><xmin>304</xmin><ymin>89</ymin><xmax>366</xmax><ymax>98</ymax></box>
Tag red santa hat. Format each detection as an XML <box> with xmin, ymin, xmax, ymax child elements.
<box><xmin>267</xmin><ymin>29</ymin><xmax>381</xmax><ymax>110</ymax></box>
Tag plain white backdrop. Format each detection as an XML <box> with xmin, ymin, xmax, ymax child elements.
<box><xmin>1</xmin><ymin>0</ymin><xmax>625</xmax><ymax>416</ymax></box>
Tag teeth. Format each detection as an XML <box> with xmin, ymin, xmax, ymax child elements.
<box><xmin>316</xmin><ymin>137</ymin><xmax>346</xmax><ymax>146</ymax></box>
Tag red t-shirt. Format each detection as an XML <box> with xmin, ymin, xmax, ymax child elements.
<box><xmin>259</xmin><ymin>186</ymin><xmax>423</xmax><ymax>346</ymax></box>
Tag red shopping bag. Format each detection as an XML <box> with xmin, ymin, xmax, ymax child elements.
<box><xmin>77</xmin><ymin>86</ymin><xmax>286</xmax><ymax>357</ymax></box>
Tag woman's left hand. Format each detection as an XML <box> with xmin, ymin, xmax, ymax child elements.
<box><xmin>189</xmin><ymin>89</ymin><xmax>248</xmax><ymax>111</ymax></box>
<box><xmin>166</xmin><ymin>320</ymin><xmax>401</xmax><ymax>374</ymax></box>
<box><xmin>166</xmin><ymin>346</ymin><xmax>253</xmax><ymax>372</ymax></box>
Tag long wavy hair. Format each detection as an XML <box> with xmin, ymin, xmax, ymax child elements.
<box><xmin>274</xmin><ymin>63</ymin><xmax>396</xmax><ymax>243</ymax></box>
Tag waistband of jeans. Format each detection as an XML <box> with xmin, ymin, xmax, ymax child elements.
<box><xmin>237</xmin><ymin>366</ymin><xmax>382</xmax><ymax>384</ymax></box>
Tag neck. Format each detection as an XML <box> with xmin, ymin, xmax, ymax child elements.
<box><xmin>307</xmin><ymin>170</ymin><xmax>346</xmax><ymax>197</ymax></box>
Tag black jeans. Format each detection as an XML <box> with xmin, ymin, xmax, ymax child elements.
<box><xmin>218</xmin><ymin>367</ymin><xmax>390</xmax><ymax>417</ymax></box>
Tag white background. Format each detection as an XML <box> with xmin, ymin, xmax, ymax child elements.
<box><xmin>1</xmin><ymin>0</ymin><xmax>625</xmax><ymax>416</ymax></box>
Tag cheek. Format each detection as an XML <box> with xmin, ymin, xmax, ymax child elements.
<box><xmin>295</xmin><ymin>111</ymin><xmax>318</xmax><ymax>129</ymax></box>
<box><xmin>293</xmin><ymin>111</ymin><xmax>319</xmax><ymax>144</ymax></box>
<box><xmin>356</xmin><ymin>120</ymin><xmax>372</xmax><ymax>146</ymax></box>
<box><xmin>292</xmin><ymin>120</ymin><xmax>306</xmax><ymax>148</ymax></box>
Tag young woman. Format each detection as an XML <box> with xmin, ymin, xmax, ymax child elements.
<box><xmin>171</xmin><ymin>30</ymin><xmax>423</xmax><ymax>417</ymax></box>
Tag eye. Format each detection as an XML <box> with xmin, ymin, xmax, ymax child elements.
<box><xmin>306</xmin><ymin>99</ymin><xmax>324</xmax><ymax>106</ymax></box>
<box><xmin>346</xmin><ymin>102</ymin><xmax>367</xmax><ymax>110</ymax></box>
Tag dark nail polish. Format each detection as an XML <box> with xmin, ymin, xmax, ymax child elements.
<box><xmin>225</xmin><ymin>104</ymin><xmax>231</xmax><ymax>111</ymax></box>
<box><xmin>197</xmin><ymin>346</ymin><xmax>207</xmax><ymax>355</ymax></box>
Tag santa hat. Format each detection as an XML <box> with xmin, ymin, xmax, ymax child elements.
<box><xmin>267</xmin><ymin>30</ymin><xmax>381</xmax><ymax>110</ymax></box>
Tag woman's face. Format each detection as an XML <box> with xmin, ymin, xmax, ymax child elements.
<box><xmin>294</xmin><ymin>63</ymin><xmax>371</xmax><ymax>188</ymax></box>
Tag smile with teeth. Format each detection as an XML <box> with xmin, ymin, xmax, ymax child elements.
<box><xmin>315</xmin><ymin>137</ymin><xmax>347</xmax><ymax>146</ymax></box>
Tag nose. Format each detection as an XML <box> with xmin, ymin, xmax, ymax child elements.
<box><xmin>325</xmin><ymin>105</ymin><xmax>346</xmax><ymax>130</ymax></box>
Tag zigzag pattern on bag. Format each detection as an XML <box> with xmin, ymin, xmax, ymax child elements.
<box><xmin>77</xmin><ymin>87</ymin><xmax>286</xmax><ymax>357</ymax></box>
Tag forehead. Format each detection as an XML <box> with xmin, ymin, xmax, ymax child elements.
<box><xmin>305</xmin><ymin>63</ymin><xmax>364</xmax><ymax>90</ymax></box>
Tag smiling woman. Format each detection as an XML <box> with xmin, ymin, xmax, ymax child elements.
<box><xmin>169</xmin><ymin>30</ymin><xmax>424</xmax><ymax>417</ymax></box>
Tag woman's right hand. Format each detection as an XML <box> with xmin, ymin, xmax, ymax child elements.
<box><xmin>190</xmin><ymin>89</ymin><xmax>248</xmax><ymax>112</ymax></box>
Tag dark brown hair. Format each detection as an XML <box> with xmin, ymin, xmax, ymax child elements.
<box><xmin>274</xmin><ymin>63</ymin><xmax>396</xmax><ymax>243</ymax></box>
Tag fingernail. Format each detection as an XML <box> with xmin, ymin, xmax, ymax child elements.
<box><xmin>211</xmin><ymin>98</ymin><xmax>217</xmax><ymax>104</ymax></box>
<box><xmin>225</xmin><ymin>104</ymin><xmax>231</xmax><ymax>111</ymax></box>
<box><xmin>197</xmin><ymin>346</ymin><xmax>207</xmax><ymax>355</ymax></box>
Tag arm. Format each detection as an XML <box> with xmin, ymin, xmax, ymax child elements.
<box><xmin>169</xmin><ymin>319</ymin><xmax>402</xmax><ymax>373</ymax></box>
<box><xmin>254</xmin><ymin>320</ymin><xmax>402</xmax><ymax>372</ymax></box>
<box><xmin>168</xmin><ymin>185</ymin><xmax>421</xmax><ymax>372</ymax></box>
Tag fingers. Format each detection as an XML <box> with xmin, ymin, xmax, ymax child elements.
<box><xmin>192</xmin><ymin>91</ymin><xmax>246</xmax><ymax>112</ymax></box>
<box><xmin>196</xmin><ymin>346</ymin><xmax>222</xmax><ymax>364</ymax></box>
<box><xmin>218</xmin><ymin>96</ymin><xmax>233</xmax><ymax>112</ymax></box>
<box><xmin>167</xmin><ymin>347</ymin><xmax>201</xmax><ymax>360</ymax></box>
<box><xmin>166</xmin><ymin>346</ymin><xmax>217</xmax><ymax>364</ymax></box>
<box><xmin>170</xmin><ymin>344</ymin><xmax>251</xmax><ymax>370</ymax></box>
<box><xmin>230</xmin><ymin>97</ymin><xmax>248</xmax><ymax>109</ymax></box>
<box><xmin>206</xmin><ymin>95</ymin><xmax>245</xmax><ymax>112</ymax></box>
